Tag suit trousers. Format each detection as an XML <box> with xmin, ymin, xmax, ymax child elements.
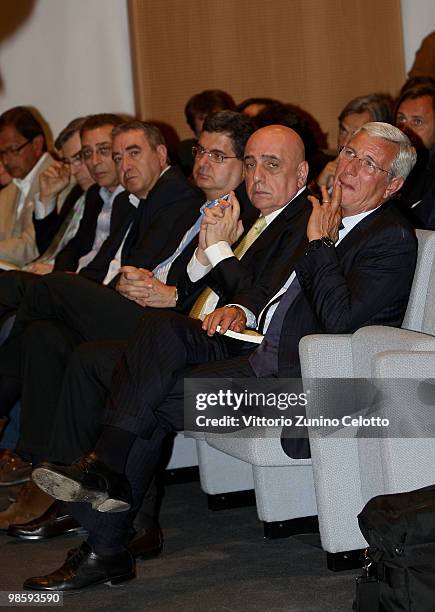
<box><xmin>0</xmin><ymin>272</ymin><xmax>146</xmax><ymax>455</ymax></box>
<box><xmin>69</xmin><ymin>312</ymin><xmax>256</xmax><ymax>554</ymax></box>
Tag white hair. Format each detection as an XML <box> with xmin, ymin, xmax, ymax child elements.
<box><xmin>358</xmin><ymin>122</ymin><xmax>417</xmax><ymax>179</ymax></box>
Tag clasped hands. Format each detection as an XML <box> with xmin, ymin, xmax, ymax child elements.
<box><xmin>116</xmin><ymin>266</ymin><xmax>177</xmax><ymax>308</ymax></box>
<box><xmin>196</xmin><ymin>191</ymin><xmax>244</xmax><ymax>265</ymax></box>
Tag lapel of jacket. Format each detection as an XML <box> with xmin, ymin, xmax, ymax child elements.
<box><xmin>335</xmin><ymin>202</ymin><xmax>391</xmax><ymax>262</ymax></box>
<box><xmin>237</xmin><ymin>188</ymin><xmax>309</xmax><ymax>264</ymax></box>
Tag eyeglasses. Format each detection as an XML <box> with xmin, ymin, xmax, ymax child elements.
<box><xmin>0</xmin><ymin>139</ymin><xmax>32</xmax><ymax>160</ymax></box>
<box><xmin>81</xmin><ymin>144</ymin><xmax>112</xmax><ymax>161</ymax></box>
<box><xmin>339</xmin><ymin>146</ymin><xmax>393</xmax><ymax>176</ymax></box>
<box><xmin>192</xmin><ymin>144</ymin><xmax>238</xmax><ymax>164</ymax></box>
<box><xmin>62</xmin><ymin>152</ymin><xmax>83</xmax><ymax>167</ymax></box>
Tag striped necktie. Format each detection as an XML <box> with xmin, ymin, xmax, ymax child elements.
<box><xmin>189</xmin><ymin>215</ymin><xmax>267</xmax><ymax>320</ymax></box>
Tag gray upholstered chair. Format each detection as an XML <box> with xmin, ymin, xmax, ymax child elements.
<box><xmin>200</xmin><ymin>229</ymin><xmax>435</xmax><ymax>568</ymax></box>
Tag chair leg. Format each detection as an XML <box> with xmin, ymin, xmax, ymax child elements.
<box><xmin>326</xmin><ymin>549</ymin><xmax>364</xmax><ymax>572</ymax></box>
<box><xmin>263</xmin><ymin>515</ymin><xmax>319</xmax><ymax>539</ymax></box>
<box><xmin>207</xmin><ymin>489</ymin><xmax>256</xmax><ymax>511</ymax></box>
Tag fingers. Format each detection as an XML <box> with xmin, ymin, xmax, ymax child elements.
<box><xmin>201</xmin><ymin>308</ymin><xmax>230</xmax><ymax>336</ymax></box>
<box><xmin>236</xmin><ymin>220</ymin><xmax>244</xmax><ymax>241</ymax></box>
<box><xmin>330</xmin><ymin>181</ymin><xmax>342</xmax><ymax>211</ymax></box>
<box><xmin>320</xmin><ymin>186</ymin><xmax>330</xmax><ymax>204</ymax></box>
<box><xmin>307</xmin><ymin>194</ymin><xmax>321</xmax><ymax>210</ymax></box>
<box><xmin>229</xmin><ymin>192</ymin><xmax>240</xmax><ymax>223</ymax></box>
<box><xmin>201</xmin><ymin>307</ymin><xmax>242</xmax><ymax>336</ymax></box>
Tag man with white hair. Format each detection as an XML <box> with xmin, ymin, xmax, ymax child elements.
<box><xmin>26</xmin><ymin>123</ymin><xmax>418</xmax><ymax>593</ymax></box>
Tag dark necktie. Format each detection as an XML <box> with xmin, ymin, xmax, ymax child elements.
<box><xmin>249</xmin><ymin>277</ymin><xmax>301</xmax><ymax>377</ymax></box>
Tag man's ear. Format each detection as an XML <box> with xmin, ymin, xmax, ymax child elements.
<box><xmin>32</xmin><ymin>134</ymin><xmax>44</xmax><ymax>158</ymax></box>
<box><xmin>383</xmin><ymin>175</ymin><xmax>404</xmax><ymax>200</ymax></box>
<box><xmin>157</xmin><ymin>144</ymin><xmax>168</xmax><ymax>167</ymax></box>
<box><xmin>296</xmin><ymin>160</ymin><xmax>309</xmax><ymax>189</ymax></box>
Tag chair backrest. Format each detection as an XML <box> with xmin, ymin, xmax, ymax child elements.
<box><xmin>401</xmin><ymin>230</ymin><xmax>435</xmax><ymax>334</ymax></box>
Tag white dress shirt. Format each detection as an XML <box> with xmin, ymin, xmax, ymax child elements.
<box><xmin>76</xmin><ymin>184</ymin><xmax>124</xmax><ymax>272</ymax></box>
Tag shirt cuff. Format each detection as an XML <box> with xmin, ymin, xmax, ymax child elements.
<box><xmin>34</xmin><ymin>194</ymin><xmax>56</xmax><ymax>219</ymax></box>
<box><xmin>204</xmin><ymin>241</ymin><xmax>234</xmax><ymax>267</ymax></box>
<box><xmin>227</xmin><ymin>304</ymin><xmax>257</xmax><ymax>329</ymax></box>
<box><xmin>187</xmin><ymin>248</ymin><xmax>213</xmax><ymax>282</ymax></box>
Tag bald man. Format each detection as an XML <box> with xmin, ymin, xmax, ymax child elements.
<box><xmin>22</xmin><ymin>125</ymin><xmax>315</xmax><ymax>592</ymax></box>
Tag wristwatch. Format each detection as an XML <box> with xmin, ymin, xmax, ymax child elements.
<box><xmin>305</xmin><ymin>236</ymin><xmax>335</xmax><ymax>254</ymax></box>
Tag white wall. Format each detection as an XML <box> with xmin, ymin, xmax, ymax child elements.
<box><xmin>401</xmin><ymin>0</ymin><xmax>435</xmax><ymax>73</ymax></box>
<box><xmin>0</xmin><ymin>0</ymin><xmax>135</xmax><ymax>139</ymax></box>
<box><xmin>0</xmin><ymin>0</ymin><xmax>433</xmax><ymax>141</ymax></box>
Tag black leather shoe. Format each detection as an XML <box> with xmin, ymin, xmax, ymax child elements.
<box><xmin>128</xmin><ymin>526</ymin><xmax>163</xmax><ymax>560</ymax></box>
<box><xmin>7</xmin><ymin>502</ymin><xmax>87</xmax><ymax>540</ymax></box>
<box><xmin>32</xmin><ymin>453</ymin><xmax>131</xmax><ymax>513</ymax></box>
<box><xmin>23</xmin><ymin>541</ymin><xmax>135</xmax><ymax>592</ymax></box>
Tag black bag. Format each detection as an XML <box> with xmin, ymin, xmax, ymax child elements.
<box><xmin>354</xmin><ymin>485</ymin><xmax>435</xmax><ymax>612</ymax></box>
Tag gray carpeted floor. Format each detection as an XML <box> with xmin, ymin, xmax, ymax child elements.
<box><xmin>0</xmin><ymin>482</ymin><xmax>359</xmax><ymax>611</ymax></box>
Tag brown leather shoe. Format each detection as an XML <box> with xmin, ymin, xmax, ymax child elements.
<box><xmin>127</xmin><ymin>526</ymin><xmax>163</xmax><ymax>559</ymax></box>
<box><xmin>0</xmin><ymin>481</ymin><xmax>54</xmax><ymax>530</ymax></box>
<box><xmin>0</xmin><ymin>450</ymin><xmax>32</xmax><ymax>486</ymax></box>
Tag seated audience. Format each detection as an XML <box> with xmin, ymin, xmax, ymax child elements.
<box><xmin>0</xmin><ymin>123</ymin><xmax>311</xmax><ymax>543</ymax></box>
<box><xmin>25</xmin><ymin>122</ymin><xmax>418</xmax><ymax>593</ymax></box>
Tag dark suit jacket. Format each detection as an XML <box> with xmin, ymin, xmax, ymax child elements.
<box><xmin>278</xmin><ymin>202</ymin><xmax>418</xmax><ymax>458</ymax></box>
<box><xmin>175</xmin><ymin>188</ymin><xmax>312</xmax><ymax>318</ymax></box>
<box><xmin>394</xmin><ymin>147</ymin><xmax>435</xmax><ymax>229</ymax></box>
<box><xmin>79</xmin><ymin>166</ymin><xmax>205</xmax><ymax>286</ymax></box>
<box><xmin>54</xmin><ymin>184</ymin><xmax>104</xmax><ymax>272</ymax></box>
<box><xmin>33</xmin><ymin>183</ymin><xmax>84</xmax><ymax>255</ymax></box>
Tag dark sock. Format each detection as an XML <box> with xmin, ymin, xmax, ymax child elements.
<box><xmin>94</xmin><ymin>425</ymin><xmax>137</xmax><ymax>473</ymax></box>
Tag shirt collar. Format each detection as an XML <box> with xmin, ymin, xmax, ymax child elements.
<box><xmin>99</xmin><ymin>183</ymin><xmax>124</xmax><ymax>206</ymax></box>
<box><xmin>12</xmin><ymin>152</ymin><xmax>48</xmax><ymax>197</ymax></box>
<box><xmin>129</xmin><ymin>193</ymin><xmax>140</xmax><ymax>208</ymax></box>
<box><xmin>340</xmin><ymin>208</ymin><xmax>376</xmax><ymax>235</ymax></box>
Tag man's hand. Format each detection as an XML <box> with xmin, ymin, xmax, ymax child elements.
<box><xmin>196</xmin><ymin>204</ymin><xmax>226</xmax><ymax>264</ymax></box>
<box><xmin>25</xmin><ymin>262</ymin><xmax>54</xmax><ymax>275</ymax></box>
<box><xmin>139</xmin><ymin>277</ymin><xmax>177</xmax><ymax>308</ymax></box>
<box><xmin>202</xmin><ymin>306</ymin><xmax>247</xmax><ymax>337</ymax></box>
<box><xmin>203</xmin><ymin>192</ymin><xmax>244</xmax><ymax>248</ymax></box>
<box><xmin>307</xmin><ymin>183</ymin><xmax>343</xmax><ymax>242</ymax></box>
<box><xmin>116</xmin><ymin>266</ymin><xmax>154</xmax><ymax>302</ymax></box>
<box><xmin>39</xmin><ymin>161</ymin><xmax>71</xmax><ymax>205</ymax></box>
<box><xmin>116</xmin><ymin>266</ymin><xmax>177</xmax><ymax>308</ymax></box>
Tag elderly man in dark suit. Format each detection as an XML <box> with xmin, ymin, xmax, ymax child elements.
<box><xmin>26</xmin><ymin>122</ymin><xmax>418</xmax><ymax>592</ymax></box>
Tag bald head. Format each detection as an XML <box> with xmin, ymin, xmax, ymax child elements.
<box><xmin>244</xmin><ymin>125</ymin><xmax>308</xmax><ymax>214</ymax></box>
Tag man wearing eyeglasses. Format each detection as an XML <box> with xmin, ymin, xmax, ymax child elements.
<box><xmin>394</xmin><ymin>82</ymin><xmax>435</xmax><ymax>229</ymax></box>
<box><xmin>0</xmin><ymin>107</ymin><xmax>54</xmax><ymax>268</ymax></box>
<box><xmin>27</xmin><ymin>116</ymin><xmax>95</xmax><ymax>274</ymax></box>
<box><xmin>23</xmin><ymin>125</ymin><xmax>419</xmax><ymax>595</ymax></box>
